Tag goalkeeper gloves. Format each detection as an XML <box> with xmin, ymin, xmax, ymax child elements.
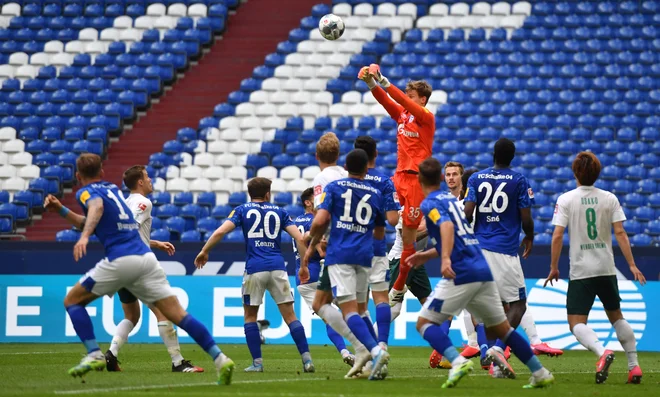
<box><xmin>358</xmin><ymin>66</ymin><xmax>377</xmax><ymax>90</ymax></box>
<box><xmin>368</xmin><ymin>63</ymin><xmax>390</xmax><ymax>88</ymax></box>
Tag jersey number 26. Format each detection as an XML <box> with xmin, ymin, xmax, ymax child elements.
<box><xmin>478</xmin><ymin>182</ymin><xmax>509</xmax><ymax>213</ymax></box>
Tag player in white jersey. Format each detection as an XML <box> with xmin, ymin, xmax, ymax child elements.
<box><xmin>104</xmin><ymin>165</ymin><xmax>204</xmax><ymax>373</ymax></box>
<box><xmin>546</xmin><ymin>152</ymin><xmax>646</xmax><ymax>384</ymax></box>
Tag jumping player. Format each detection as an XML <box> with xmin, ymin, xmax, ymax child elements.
<box><xmin>104</xmin><ymin>165</ymin><xmax>203</xmax><ymax>373</ymax></box>
<box><xmin>44</xmin><ymin>154</ymin><xmax>234</xmax><ymax>384</ymax></box>
<box><xmin>546</xmin><ymin>152</ymin><xmax>645</xmax><ymax>384</ymax></box>
<box><xmin>293</xmin><ymin>187</ymin><xmax>355</xmax><ymax>366</ymax></box>
<box><xmin>302</xmin><ymin>149</ymin><xmax>390</xmax><ymax>380</ymax></box>
<box><xmin>464</xmin><ymin>138</ymin><xmax>535</xmax><ymax>378</ymax></box>
<box><xmin>195</xmin><ymin>177</ymin><xmax>313</xmax><ymax>373</ymax></box>
<box><xmin>407</xmin><ymin>157</ymin><xmax>554</xmax><ymax>389</ymax></box>
<box><xmin>359</xmin><ymin>64</ymin><xmax>435</xmax><ymax>304</ymax></box>
<box><xmin>354</xmin><ymin>136</ymin><xmax>400</xmax><ymax>351</ymax></box>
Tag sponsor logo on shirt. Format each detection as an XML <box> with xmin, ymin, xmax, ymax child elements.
<box><xmin>408</xmin><ymin>115</ymin><xmax>415</xmax><ymax>123</ymax></box>
<box><xmin>477</xmin><ymin>173</ymin><xmax>514</xmax><ymax>180</ymax></box>
<box><xmin>554</xmin><ymin>204</ymin><xmax>559</xmax><ymax>214</ymax></box>
<box><xmin>314</xmin><ymin>185</ymin><xmax>322</xmax><ymax>196</ymax></box>
<box><xmin>138</xmin><ymin>203</ymin><xmax>147</xmax><ymax>211</ymax></box>
<box><xmin>397</xmin><ymin>124</ymin><xmax>420</xmax><ymax>138</ymax></box>
<box><xmin>528</xmin><ymin>187</ymin><xmax>534</xmax><ymax>199</ymax></box>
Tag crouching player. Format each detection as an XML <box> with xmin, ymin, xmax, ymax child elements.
<box><xmin>195</xmin><ymin>177</ymin><xmax>314</xmax><ymax>373</ymax></box>
<box><xmin>407</xmin><ymin>158</ymin><xmax>554</xmax><ymax>389</ymax></box>
<box><xmin>46</xmin><ymin>154</ymin><xmax>234</xmax><ymax>384</ymax></box>
<box><xmin>302</xmin><ymin>149</ymin><xmax>391</xmax><ymax>380</ymax></box>
<box><xmin>293</xmin><ymin>187</ymin><xmax>356</xmax><ymax>365</ymax></box>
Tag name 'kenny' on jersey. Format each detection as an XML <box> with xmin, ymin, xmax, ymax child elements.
<box><xmin>228</xmin><ymin>202</ymin><xmax>293</xmax><ymax>274</ymax></box>
<box><xmin>317</xmin><ymin>178</ymin><xmax>385</xmax><ymax>267</ymax></box>
<box><xmin>465</xmin><ymin>167</ymin><xmax>535</xmax><ymax>256</ymax></box>
<box><xmin>422</xmin><ymin>190</ymin><xmax>493</xmax><ymax>285</ymax></box>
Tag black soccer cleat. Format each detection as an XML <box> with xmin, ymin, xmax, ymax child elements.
<box><xmin>105</xmin><ymin>350</ymin><xmax>122</xmax><ymax>372</ymax></box>
<box><xmin>172</xmin><ymin>359</ymin><xmax>204</xmax><ymax>373</ymax></box>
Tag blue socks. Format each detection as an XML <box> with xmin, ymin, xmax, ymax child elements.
<box><xmin>362</xmin><ymin>314</ymin><xmax>378</xmax><ymax>341</ymax></box>
<box><xmin>288</xmin><ymin>320</ymin><xmax>310</xmax><ymax>356</ymax></box>
<box><xmin>244</xmin><ymin>322</ymin><xmax>262</xmax><ymax>363</ymax></box>
<box><xmin>326</xmin><ymin>324</ymin><xmax>347</xmax><ymax>353</ymax></box>
<box><xmin>475</xmin><ymin>323</ymin><xmax>489</xmax><ymax>359</ymax></box>
<box><xmin>501</xmin><ymin>328</ymin><xmax>542</xmax><ymax>372</ymax></box>
<box><xmin>440</xmin><ymin>319</ymin><xmax>452</xmax><ymax>335</ymax></box>
<box><xmin>346</xmin><ymin>312</ymin><xmax>377</xmax><ymax>351</ymax></box>
<box><xmin>376</xmin><ymin>303</ymin><xmax>391</xmax><ymax>345</ymax></box>
<box><xmin>179</xmin><ymin>314</ymin><xmax>222</xmax><ymax>360</ymax></box>
<box><xmin>66</xmin><ymin>304</ymin><xmax>99</xmax><ymax>354</ymax></box>
<box><xmin>495</xmin><ymin>338</ymin><xmax>507</xmax><ymax>351</ymax></box>
<box><xmin>421</xmin><ymin>324</ymin><xmax>458</xmax><ymax>363</ymax></box>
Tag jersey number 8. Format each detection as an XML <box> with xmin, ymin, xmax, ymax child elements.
<box><xmin>478</xmin><ymin>182</ymin><xmax>509</xmax><ymax>213</ymax></box>
<box><xmin>247</xmin><ymin>210</ymin><xmax>281</xmax><ymax>239</ymax></box>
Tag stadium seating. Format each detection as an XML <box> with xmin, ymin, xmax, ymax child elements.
<box><xmin>38</xmin><ymin>0</ymin><xmax>660</xmax><ymax>246</ymax></box>
<box><xmin>0</xmin><ymin>1</ymin><xmax>233</xmax><ymax>235</ymax></box>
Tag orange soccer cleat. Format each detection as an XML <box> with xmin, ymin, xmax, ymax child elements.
<box><xmin>429</xmin><ymin>350</ymin><xmax>442</xmax><ymax>368</ymax></box>
<box><xmin>595</xmin><ymin>350</ymin><xmax>615</xmax><ymax>384</ymax></box>
<box><xmin>460</xmin><ymin>345</ymin><xmax>480</xmax><ymax>359</ymax></box>
<box><xmin>504</xmin><ymin>346</ymin><xmax>511</xmax><ymax>360</ymax></box>
<box><xmin>627</xmin><ymin>365</ymin><xmax>642</xmax><ymax>384</ymax></box>
<box><xmin>532</xmin><ymin>343</ymin><xmax>564</xmax><ymax>357</ymax></box>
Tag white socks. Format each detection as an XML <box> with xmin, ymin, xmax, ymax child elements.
<box><xmin>109</xmin><ymin>319</ymin><xmax>135</xmax><ymax>356</ymax></box>
<box><xmin>318</xmin><ymin>304</ymin><xmax>366</xmax><ymax>351</ymax></box>
<box><xmin>463</xmin><ymin>311</ymin><xmax>478</xmax><ymax>347</ymax></box>
<box><xmin>613</xmin><ymin>319</ymin><xmax>638</xmax><ymax>370</ymax></box>
<box><xmin>572</xmin><ymin>323</ymin><xmax>606</xmax><ymax>357</ymax></box>
<box><xmin>520</xmin><ymin>310</ymin><xmax>542</xmax><ymax>345</ymax></box>
<box><xmin>158</xmin><ymin>321</ymin><xmax>184</xmax><ymax>366</ymax></box>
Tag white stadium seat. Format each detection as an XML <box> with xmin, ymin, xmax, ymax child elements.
<box><xmin>79</xmin><ymin>28</ymin><xmax>98</xmax><ymax>41</ymax></box>
<box><xmin>291</xmin><ymin>91</ymin><xmax>312</xmax><ymax>104</ymax></box>
<box><xmin>472</xmin><ymin>2</ymin><xmax>491</xmax><ymax>16</ymax></box>
<box><xmin>180</xmin><ymin>165</ymin><xmax>202</xmax><ymax>180</ymax></box>
<box><xmin>135</xmin><ymin>16</ymin><xmax>155</xmax><ymax>30</ymax></box>
<box><xmin>100</xmin><ymin>28</ymin><xmax>121</xmax><ymax>42</ymax></box>
<box><xmin>348</xmin><ymin>103</ymin><xmax>369</xmax><ymax>117</ymax></box>
<box><xmin>0</xmin><ymin>164</ymin><xmax>17</xmax><ymax>178</ymax></box>
<box><xmin>282</xmin><ymin>79</ymin><xmax>304</xmax><ymax>91</ymax></box>
<box><xmin>339</xmin><ymin>40</ymin><xmax>363</xmax><ymax>54</ymax></box>
<box><xmin>2</xmin><ymin>176</ymin><xmax>25</xmax><ymax>192</ymax></box>
<box><xmin>450</xmin><ymin>2</ymin><xmax>470</xmax><ymax>16</ymax></box>
<box><xmin>178</xmin><ymin>152</ymin><xmax>193</xmax><ymax>167</ymax></box>
<box><xmin>332</xmin><ymin>3</ymin><xmax>352</xmax><ymax>17</ymax></box>
<box><xmin>369</xmin><ymin>103</ymin><xmax>388</xmax><ymax>117</ymax></box>
<box><xmin>229</xmin><ymin>140</ymin><xmax>251</xmax><ymax>155</ymax></box>
<box><xmin>193</xmin><ymin>152</ymin><xmax>214</xmax><ymax>167</ymax></box>
<box><xmin>261</xmin><ymin>78</ymin><xmax>281</xmax><ymax>92</ymax></box>
<box><xmin>300</xmin><ymin>103</ymin><xmax>321</xmax><ymax>118</ymax></box>
<box><xmin>114</xmin><ymin>16</ymin><xmax>133</xmax><ymax>29</ymax></box>
<box><xmin>280</xmin><ymin>166</ymin><xmax>301</xmax><ymax>181</ymax></box>
<box><xmin>255</xmin><ymin>103</ymin><xmax>276</xmax><ymax>117</ymax></box>
<box><xmin>317</xmin><ymin>40</ymin><xmax>340</xmax><ymax>54</ymax></box>
<box><xmin>164</xmin><ymin>165</ymin><xmax>179</xmax><ymax>179</ymax></box>
<box><xmin>192</xmin><ymin>140</ymin><xmax>206</xmax><ymax>154</ymax></box>
<box><xmin>328</xmin><ymin>103</ymin><xmax>347</xmax><ymax>118</ymax></box>
<box><xmin>262</xmin><ymin>116</ymin><xmax>285</xmax><ymax>130</ymax></box>
<box><xmin>0</xmin><ymin>64</ymin><xmax>13</xmax><ymax>78</ymax></box>
<box><xmin>226</xmin><ymin>166</ymin><xmax>247</xmax><ymax>182</ymax></box>
<box><xmin>155</xmin><ymin>16</ymin><xmax>177</xmax><ymax>31</ymax></box>
<box><xmin>363</xmin><ymin>92</ymin><xmax>377</xmax><ymax>104</ymax></box>
<box><xmin>277</xmin><ymin>103</ymin><xmax>297</xmax><ymax>117</ymax></box>
<box><xmin>429</xmin><ymin>3</ymin><xmax>449</xmax><ymax>16</ymax></box>
<box><xmin>302</xmin><ymin>166</ymin><xmax>320</xmax><ymax>180</ymax></box>
<box><xmin>284</xmin><ymin>53</ymin><xmax>305</xmax><ymax>66</ymax></box>
<box><xmin>215</xmin><ymin>153</ymin><xmax>237</xmax><ymax>167</ymax></box>
<box><xmin>287</xmin><ymin>179</ymin><xmax>308</xmax><ymax>195</ymax></box>
<box><xmin>376</xmin><ymin>3</ymin><xmax>397</xmax><ymax>16</ymax></box>
<box><xmin>296</xmin><ymin>41</ymin><xmax>316</xmax><ymax>54</ymax></box>
<box><xmin>416</xmin><ymin>16</ymin><xmax>435</xmax><ymax>30</ymax></box>
<box><xmin>18</xmin><ymin>165</ymin><xmax>40</xmax><ymax>180</ymax></box>
<box><xmin>249</xmin><ymin>90</ymin><xmax>269</xmax><ymax>104</ymax></box>
<box><xmin>15</xmin><ymin>65</ymin><xmax>37</xmax><ymax>81</ymax></box>
<box><xmin>303</xmin><ymin>54</ymin><xmax>327</xmax><ymax>67</ymax></box>
<box><xmin>86</xmin><ymin>41</ymin><xmax>108</xmax><ymax>56</ymax></box>
<box><xmin>147</xmin><ymin>3</ymin><xmax>167</xmax><ymax>16</ymax></box>
<box><xmin>480</xmin><ymin>16</ymin><xmax>501</xmax><ymax>31</ymax></box>
<box><xmin>189</xmin><ymin>178</ymin><xmax>212</xmax><ymax>193</ymax></box>
<box><xmin>512</xmin><ymin>1</ymin><xmax>532</xmax><ymax>16</ymax></box>
<box><xmin>188</xmin><ymin>4</ymin><xmax>208</xmax><ymax>18</ymax></box>
<box><xmin>342</xmin><ymin>91</ymin><xmax>362</xmax><ymax>104</ymax></box>
<box><xmin>398</xmin><ymin>3</ymin><xmax>417</xmax><ymax>18</ymax></box>
<box><xmin>207</xmin><ymin>140</ymin><xmax>229</xmax><ymax>154</ymax></box>
<box><xmin>1</xmin><ymin>3</ymin><xmax>21</xmax><ymax>16</ymax></box>
<box><xmin>44</xmin><ymin>40</ymin><xmax>64</xmax><ymax>54</ymax></box>
<box><xmin>269</xmin><ymin>91</ymin><xmax>290</xmax><ymax>104</ymax></box>
<box><xmin>168</xmin><ymin>3</ymin><xmax>187</xmax><ymax>17</ymax></box>
<box><xmin>0</xmin><ymin>152</ymin><xmax>7</xmax><ymax>165</ymax></box>
<box><xmin>153</xmin><ymin>177</ymin><xmax>166</xmax><ymax>192</ymax></box>
<box><xmin>0</xmin><ymin>127</ymin><xmax>16</xmax><ymax>141</ymax></box>
<box><xmin>243</xmin><ymin>128</ymin><xmax>264</xmax><ymax>142</ymax></box>
<box><xmin>8</xmin><ymin>52</ymin><xmax>28</xmax><ymax>66</ymax></box>
<box><xmin>257</xmin><ymin>166</ymin><xmax>278</xmax><ymax>180</ymax></box>
<box><xmin>29</xmin><ymin>52</ymin><xmax>50</xmax><ymax>66</ymax></box>
<box><xmin>213</xmin><ymin>178</ymin><xmax>234</xmax><ymax>193</ymax></box>
<box><xmin>296</xmin><ymin>66</ymin><xmax>315</xmax><ymax>79</ymax></box>
<box><xmin>429</xmin><ymin>90</ymin><xmax>448</xmax><ymax>104</ymax></box>
<box><xmin>270</xmin><ymin>178</ymin><xmax>287</xmax><ymax>193</ymax></box>
<box><xmin>491</xmin><ymin>1</ymin><xmax>511</xmax><ymax>16</ymax></box>
<box><xmin>274</xmin><ymin>64</ymin><xmax>294</xmax><ymax>79</ymax></box>
<box><xmin>166</xmin><ymin>178</ymin><xmax>188</xmax><ymax>193</ymax></box>
<box><xmin>312</xmin><ymin>91</ymin><xmax>333</xmax><ymax>107</ymax></box>
<box><xmin>203</xmin><ymin>127</ymin><xmax>220</xmax><ymax>141</ymax></box>
<box><xmin>120</xmin><ymin>29</ymin><xmax>143</xmax><ymax>43</ymax></box>
<box><xmin>2</xmin><ymin>139</ymin><xmax>24</xmax><ymax>153</ymax></box>
<box><xmin>219</xmin><ymin>116</ymin><xmax>239</xmax><ymax>129</ymax></box>
<box><xmin>65</xmin><ymin>41</ymin><xmax>85</xmax><ymax>54</ymax></box>
<box><xmin>202</xmin><ymin>166</ymin><xmax>225</xmax><ymax>180</ymax></box>
<box><xmin>240</xmin><ymin>117</ymin><xmax>260</xmax><ymax>129</ymax></box>
<box><xmin>354</xmin><ymin>3</ymin><xmax>374</xmax><ymax>16</ymax></box>
<box><xmin>303</xmin><ymin>79</ymin><xmax>326</xmax><ymax>92</ymax></box>
<box><xmin>235</xmin><ymin>102</ymin><xmax>256</xmax><ymax>116</ymax></box>
<box><xmin>219</xmin><ymin>128</ymin><xmax>241</xmax><ymax>142</ymax></box>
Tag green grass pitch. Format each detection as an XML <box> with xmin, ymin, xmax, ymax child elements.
<box><xmin>0</xmin><ymin>344</ymin><xmax>658</xmax><ymax>396</ymax></box>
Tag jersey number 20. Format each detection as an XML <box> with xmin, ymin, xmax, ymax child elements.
<box><xmin>246</xmin><ymin>210</ymin><xmax>280</xmax><ymax>239</ymax></box>
<box><xmin>478</xmin><ymin>182</ymin><xmax>509</xmax><ymax>213</ymax></box>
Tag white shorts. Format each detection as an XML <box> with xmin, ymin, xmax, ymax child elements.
<box><xmin>297</xmin><ymin>282</ymin><xmax>317</xmax><ymax>311</ymax></box>
<box><xmin>482</xmin><ymin>249</ymin><xmax>526</xmax><ymax>304</ymax></box>
<box><xmin>328</xmin><ymin>264</ymin><xmax>369</xmax><ymax>304</ymax></box>
<box><xmin>79</xmin><ymin>252</ymin><xmax>174</xmax><ymax>304</ymax></box>
<box><xmin>242</xmin><ymin>270</ymin><xmax>294</xmax><ymax>306</ymax></box>
<box><xmin>369</xmin><ymin>256</ymin><xmax>390</xmax><ymax>292</ymax></box>
<box><xmin>419</xmin><ymin>279</ymin><xmax>507</xmax><ymax>328</ymax></box>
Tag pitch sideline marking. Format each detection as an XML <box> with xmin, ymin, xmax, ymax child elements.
<box><xmin>0</xmin><ymin>351</ymin><xmax>60</xmax><ymax>355</ymax></box>
<box><xmin>53</xmin><ymin>370</ymin><xmax>660</xmax><ymax>395</ymax></box>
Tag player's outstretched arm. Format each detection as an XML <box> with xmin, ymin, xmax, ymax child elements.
<box><xmin>545</xmin><ymin>226</ymin><xmax>564</xmax><ymax>287</ymax></box>
<box><xmin>44</xmin><ymin>194</ymin><xmax>86</xmax><ymax>229</ymax></box>
<box><xmin>439</xmin><ymin>221</ymin><xmax>456</xmax><ymax>279</ymax></box>
<box><xmin>406</xmin><ymin>248</ymin><xmax>437</xmax><ymax>269</ymax></box>
<box><xmin>359</xmin><ymin>66</ymin><xmax>403</xmax><ymax>119</ymax></box>
<box><xmin>195</xmin><ymin>220</ymin><xmax>235</xmax><ymax>268</ymax></box>
<box><xmin>385</xmin><ymin>83</ymin><xmax>435</xmax><ymax>126</ymax></box>
<box><xmin>613</xmin><ymin>222</ymin><xmax>647</xmax><ymax>285</ymax></box>
<box><xmin>150</xmin><ymin>240</ymin><xmax>175</xmax><ymax>255</ymax></box>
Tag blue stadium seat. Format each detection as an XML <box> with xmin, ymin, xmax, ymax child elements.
<box><xmin>181</xmin><ymin>230</ymin><xmax>202</xmax><ymax>242</ymax></box>
<box><xmin>225</xmin><ymin>229</ymin><xmax>245</xmax><ymax>242</ymax></box>
<box><xmin>151</xmin><ymin>228</ymin><xmax>170</xmax><ymax>242</ymax></box>
<box><xmin>165</xmin><ymin>216</ymin><xmax>186</xmax><ymax>240</ymax></box>
<box><xmin>56</xmin><ymin>229</ymin><xmax>80</xmax><ymax>242</ymax></box>
<box><xmin>630</xmin><ymin>233</ymin><xmax>652</xmax><ymax>246</ymax></box>
<box><xmin>157</xmin><ymin>204</ymin><xmax>179</xmax><ymax>219</ymax></box>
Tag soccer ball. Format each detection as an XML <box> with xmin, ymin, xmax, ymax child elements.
<box><xmin>318</xmin><ymin>14</ymin><xmax>345</xmax><ymax>40</ymax></box>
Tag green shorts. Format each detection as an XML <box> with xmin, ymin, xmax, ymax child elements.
<box><xmin>389</xmin><ymin>258</ymin><xmax>432</xmax><ymax>300</ymax></box>
<box><xmin>317</xmin><ymin>264</ymin><xmax>331</xmax><ymax>292</ymax></box>
<box><xmin>567</xmin><ymin>275</ymin><xmax>621</xmax><ymax>315</ymax></box>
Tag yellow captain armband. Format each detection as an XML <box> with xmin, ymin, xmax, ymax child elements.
<box><xmin>79</xmin><ymin>190</ymin><xmax>90</xmax><ymax>205</ymax></box>
<box><xmin>428</xmin><ymin>208</ymin><xmax>440</xmax><ymax>224</ymax></box>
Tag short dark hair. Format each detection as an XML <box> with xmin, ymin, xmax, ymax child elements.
<box><xmin>354</xmin><ymin>136</ymin><xmax>377</xmax><ymax>161</ymax></box>
<box><xmin>123</xmin><ymin>165</ymin><xmax>146</xmax><ymax>190</ymax></box>
<box><xmin>300</xmin><ymin>187</ymin><xmax>314</xmax><ymax>208</ymax></box>
<box><xmin>572</xmin><ymin>152</ymin><xmax>601</xmax><ymax>186</ymax></box>
<box><xmin>493</xmin><ymin>138</ymin><xmax>516</xmax><ymax>166</ymax></box>
<box><xmin>76</xmin><ymin>153</ymin><xmax>103</xmax><ymax>179</ymax></box>
<box><xmin>247</xmin><ymin>177</ymin><xmax>271</xmax><ymax>199</ymax></box>
<box><xmin>418</xmin><ymin>157</ymin><xmax>443</xmax><ymax>187</ymax></box>
<box><xmin>345</xmin><ymin>148</ymin><xmax>369</xmax><ymax>176</ymax></box>
<box><xmin>460</xmin><ymin>168</ymin><xmax>479</xmax><ymax>200</ymax></box>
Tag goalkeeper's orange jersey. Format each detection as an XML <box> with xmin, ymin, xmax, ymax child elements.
<box><xmin>372</xmin><ymin>84</ymin><xmax>435</xmax><ymax>173</ymax></box>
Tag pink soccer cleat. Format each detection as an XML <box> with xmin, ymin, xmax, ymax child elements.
<box><xmin>532</xmin><ymin>343</ymin><xmax>564</xmax><ymax>357</ymax></box>
<box><xmin>627</xmin><ymin>365</ymin><xmax>642</xmax><ymax>384</ymax></box>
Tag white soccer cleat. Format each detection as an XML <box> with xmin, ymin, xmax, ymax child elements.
<box><xmin>368</xmin><ymin>349</ymin><xmax>390</xmax><ymax>381</ymax></box>
<box><xmin>388</xmin><ymin>286</ymin><xmax>408</xmax><ymax>306</ymax></box>
<box><xmin>345</xmin><ymin>349</ymin><xmax>371</xmax><ymax>379</ymax></box>
<box><xmin>523</xmin><ymin>368</ymin><xmax>555</xmax><ymax>389</ymax></box>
